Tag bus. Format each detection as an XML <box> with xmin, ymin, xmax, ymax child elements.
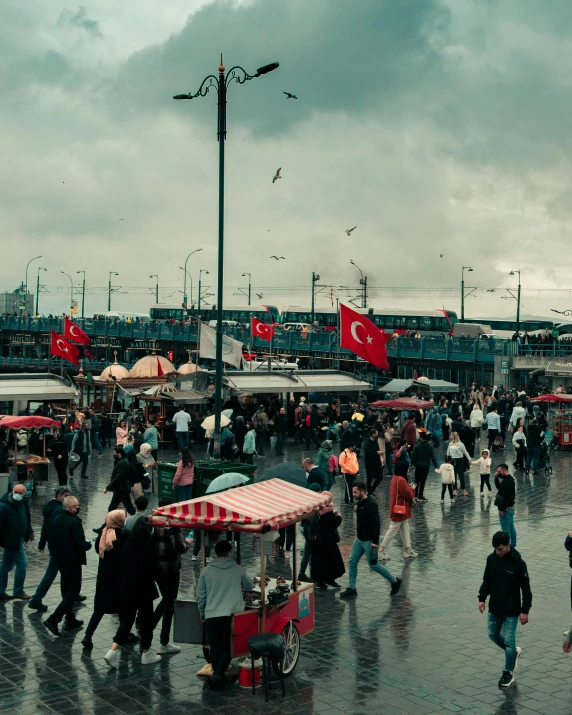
<box><xmin>280</xmin><ymin>307</ymin><xmax>458</xmax><ymax>335</ymax></box>
<box><xmin>463</xmin><ymin>318</ymin><xmax>554</xmax><ymax>337</ymax></box>
<box><xmin>93</xmin><ymin>311</ymin><xmax>151</xmax><ymax>322</ymax></box>
<box><xmin>149</xmin><ymin>303</ymin><xmax>280</xmax><ymax>325</ymax></box>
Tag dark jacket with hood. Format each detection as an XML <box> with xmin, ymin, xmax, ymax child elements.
<box><xmin>356</xmin><ymin>496</ymin><xmax>380</xmax><ymax>544</ymax></box>
<box><xmin>38</xmin><ymin>498</ymin><xmax>64</xmax><ymax>550</ymax></box>
<box><xmin>494</xmin><ymin>473</ymin><xmax>516</xmax><ymax>511</ymax></box>
<box><xmin>0</xmin><ymin>493</ymin><xmax>33</xmax><ymax>551</ymax></box>
<box><xmin>411</xmin><ymin>440</ymin><xmax>438</xmax><ymax>469</ymax></box>
<box><xmin>478</xmin><ymin>547</ymin><xmax>532</xmax><ymax>617</ymax></box>
<box><xmin>106</xmin><ymin>457</ymin><xmax>131</xmax><ymax>493</ymax></box>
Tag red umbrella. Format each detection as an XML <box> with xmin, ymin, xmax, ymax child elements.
<box><xmin>370</xmin><ymin>397</ymin><xmax>434</xmax><ymax>410</ymax></box>
<box><xmin>0</xmin><ymin>415</ymin><xmax>62</xmax><ymax>430</ymax></box>
<box><xmin>529</xmin><ymin>394</ymin><xmax>572</xmax><ymax>404</ymax></box>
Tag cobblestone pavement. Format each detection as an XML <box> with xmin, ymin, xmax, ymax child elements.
<box><xmin>0</xmin><ymin>434</ymin><xmax>571</xmax><ymax>715</ymax></box>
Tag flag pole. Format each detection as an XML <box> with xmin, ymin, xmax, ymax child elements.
<box><xmin>268</xmin><ymin>328</ymin><xmax>273</xmax><ymax>372</ymax></box>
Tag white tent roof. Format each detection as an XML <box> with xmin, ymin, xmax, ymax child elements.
<box><xmin>222</xmin><ymin>370</ymin><xmax>371</xmax><ymax>394</ymax></box>
<box><xmin>0</xmin><ymin>374</ymin><xmax>77</xmax><ymax>402</ymax></box>
<box><xmin>381</xmin><ymin>378</ymin><xmax>459</xmax><ymax>394</ymax></box>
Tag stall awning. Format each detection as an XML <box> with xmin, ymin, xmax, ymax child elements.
<box><xmin>370</xmin><ymin>397</ymin><xmax>434</xmax><ymax>410</ymax></box>
<box><xmin>0</xmin><ymin>374</ymin><xmax>77</xmax><ymax>402</ymax></box>
<box><xmin>151</xmin><ymin>479</ymin><xmax>332</xmax><ymax>532</ymax></box>
<box><xmin>222</xmin><ymin>369</ymin><xmax>371</xmax><ymax>394</ymax></box>
<box><xmin>381</xmin><ymin>378</ymin><xmax>459</xmax><ymax>394</ymax></box>
<box><xmin>529</xmin><ymin>394</ymin><xmax>572</xmax><ymax>404</ymax></box>
<box><xmin>0</xmin><ymin>415</ymin><xmax>63</xmax><ymax>429</ymax></box>
<box><xmin>545</xmin><ymin>361</ymin><xmax>572</xmax><ymax>376</ymax></box>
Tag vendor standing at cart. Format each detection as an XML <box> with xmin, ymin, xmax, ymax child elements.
<box><xmin>196</xmin><ymin>540</ymin><xmax>253</xmax><ymax>691</ymax></box>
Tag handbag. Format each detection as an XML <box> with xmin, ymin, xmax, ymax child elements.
<box><xmin>392</xmin><ymin>483</ymin><xmax>407</xmax><ymax>515</ymax></box>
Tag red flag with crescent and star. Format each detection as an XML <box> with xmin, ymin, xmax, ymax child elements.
<box><xmin>339</xmin><ymin>303</ymin><xmax>390</xmax><ymax>370</ymax></box>
<box><xmin>251</xmin><ymin>317</ymin><xmax>275</xmax><ymax>343</ymax></box>
<box><xmin>50</xmin><ymin>330</ymin><xmax>80</xmax><ymax>365</ymax></box>
<box><xmin>63</xmin><ymin>317</ymin><xmax>91</xmax><ymax>346</ymax></box>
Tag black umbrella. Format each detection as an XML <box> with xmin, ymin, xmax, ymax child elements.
<box><xmin>257</xmin><ymin>462</ymin><xmax>307</xmax><ymax>488</ymax></box>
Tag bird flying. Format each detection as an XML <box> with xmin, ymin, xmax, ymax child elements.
<box><xmin>118</xmin><ymin>218</ymin><xmax>124</xmax><ymax>221</ymax></box>
<box><xmin>270</xmin><ymin>256</ymin><xmax>285</xmax><ymax>260</ymax></box>
<box><xmin>256</xmin><ymin>293</ymin><xmax>264</xmax><ymax>299</ymax></box>
<box><xmin>486</xmin><ymin>289</ymin><xmax>496</xmax><ymax>293</ymax></box>
<box><xmin>283</xmin><ymin>92</ymin><xmax>298</xmax><ymax>99</ymax></box>
<box><xmin>345</xmin><ymin>226</ymin><xmax>357</xmax><ymax>236</ymax></box>
<box><xmin>440</xmin><ymin>254</ymin><xmax>444</xmax><ymax>258</ymax></box>
<box><xmin>272</xmin><ymin>168</ymin><xmax>282</xmax><ymax>184</ymax></box>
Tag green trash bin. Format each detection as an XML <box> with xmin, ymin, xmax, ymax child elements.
<box><xmin>156</xmin><ymin>461</ymin><xmax>178</xmax><ymax>499</ymax></box>
<box><xmin>193</xmin><ymin>461</ymin><xmax>256</xmax><ymax>497</ymax></box>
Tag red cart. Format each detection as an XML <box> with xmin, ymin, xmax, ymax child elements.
<box><xmin>151</xmin><ymin>478</ymin><xmax>333</xmax><ymax>675</ymax></box>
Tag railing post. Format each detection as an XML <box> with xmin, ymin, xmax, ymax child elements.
<box><xmin>395</xmin><ymin>336</ymin><xmax>401</xmax><ymax>358</ymax></box>
<box><xmin>446</xmin><ymin>338</ymin><xmax>452</xmax><ymax>361</ymax></box>
<box><xmin>420</xmin><ymin>337</ymin><xmax>426</xmax><ymax>360</ymax></box>
<box><xmin>473</xmin><ymin>339</ymin><xmax>478</xmax><ymax>362</ymax></box>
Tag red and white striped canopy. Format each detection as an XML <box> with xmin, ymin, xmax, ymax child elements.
<box><xmin>151</xmin><ymin>479</ymin><xmax>332</xmax><ymax>532</ymax></box>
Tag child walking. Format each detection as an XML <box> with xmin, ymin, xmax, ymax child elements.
<box><xmin>436</xmin><ymin>456</ymin><xmax>456</xmax><ymax>502</ymax></box>
<box><xmin>472</xmin><ymin>448</ymin><xmax>492</xmax><ymax>495</ymax></box>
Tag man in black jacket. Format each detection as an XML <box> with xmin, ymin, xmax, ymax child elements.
<box><xmin>340</xmin><ymin>482</ymin><xmax>401</xmax><ymax>599</ymax></box>
<box><xmin>103</xmin><ymin>446</ymin><xmax>135</xmax><ymax>515</ymax></box>
<box><xmin>29</xmin><ymin>487</ymin><xmax>70</xmax><ymax>611</ymax></box>
<box><xmin>0</xmin><ymin>484</ymin><xmax>34</xmax><ymax>600</ymax></box>
<box><xmin>363</xmin><ymin>429</ymin><xmax>384</xmax><ymax>495</ymax></box>
<box><xmin>44</xmin><ymin>495</ymin><xmax>92</xmax><ymax>637</ymax></box>
<box><xmin>273</xmin><ymin>407</ymin><xmax>287</xmax><ymax>456</ymax></box>
<box><xmin>478</xmin><ymin>530</ymin><xmax>532</xmax><ymax>687</ymax></box>
<box><xmin>524</xmin><ymin>419</ymin><xmax>544</xmax><ymax>476</ymax></box>
<box><xmin>302</xmin><ymin>458</ymin><xmax>326</xmax><ymax>491</ymax></box>
<box><xmin>494</xmin><ymin>464</ymin><xmax>517</xmax><ymax>547</ymax></box>
<box><xmin>411</xmin><ymin>431</ymin><xmax>438</xmax><ymax>501</ymax></box>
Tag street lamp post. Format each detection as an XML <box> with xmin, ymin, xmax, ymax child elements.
<box><xmin>174</xmin><ymin>57</ymin><xmax>279</xmax><ymax>458</ymax></box>
<box><xmin>25</xmin><ymin>255</ymin><xmax>42</xmax><ymax>312</ymax></box>
<box><xmin>183</xmin><ymin>248</ymin><xmax>203</xmax><ymax>306</ymax></box>
<box><xmin>198</xmin><ymin>269</ymin><xmax>209</xmax><ymax>314</ymax></box>
<box><xmin>510</xmin><ymin>270</ymin><xmax>521</xmax><ymax>333</ymax></box>
<box><xmin>242</xmin><ymin>273</ymin><xmax>251</xmax><ymax>305</ymax></box>
<box><xmin>311</xmin><ymin>272</ymin><xmax>320</xmax><ymax>324</ymax></box>
<box><xmin>461</xmin><ymin>265</ymin><xmax>473</xmax><ymax>321</ymax></box>
<box><xmin>35</xmin><ymin>267</ymin><xmax>47</xmax><ymax>315</ymax></box>
<box><xmin>349</xmin><ymin>260</ymin><xmax>367</xmax><ymax>308</ymax></box>
<box><xmin>150</xmin><ymin>274</ymin><xmax>159</xmax><ymax>303</ymax></box>
<box><xmin>61</xmin><ymin>271</ymin><xmax>74</xmax><ymax>313</ymax></box>
<box><xmin>76</xmin><ymin>271</ymin><xmax>86</xmax><ymax>319</ymax></box>
<box><xmin>108</xmin><ymin>272</ymin><xmax>119</xmax><ymax>311</ymax></box>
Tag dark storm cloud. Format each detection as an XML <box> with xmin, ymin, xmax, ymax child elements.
<box><xmin>58</xmin><ymin>7</ymin><xmax>103</xmax><ymax>38</ymax></box>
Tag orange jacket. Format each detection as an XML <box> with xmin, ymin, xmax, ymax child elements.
<box><xmin>339</xmin><ymin>449</ymin><xmax>359</xmax><ymax>475</ymax></box>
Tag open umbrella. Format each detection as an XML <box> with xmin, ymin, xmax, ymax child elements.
<box><xmin>257</xmin><ymin>462</ymin><xmax>308</xmax><ymax>488</ymax></box>
<box><xmin>221</xmin><ymin>408</ymin><xmax>234</xmax><ymax>419</ymax></box>
<box><xmin>206</xmin><ymin>472</ymin><xmax>250</xmax><ymax>494</ymax></box>
<box><xmin>201</xmin><ymin>414</ymin><xmax>230</xmax><ymax>430</ymax></box>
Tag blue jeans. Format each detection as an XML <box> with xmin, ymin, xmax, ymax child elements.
<box><xmin>176</xmin><ymin>484</ymin><xmax>193</xmax><ymax>502</ymax></box>
<box><xmin>524</xmin><ymin>446</ymin><xmax>540</xmax><ymax>473</ymax></box>
<box><xmin>177</xmin><ymin>431</ymin><xmax>189</xmax><ymax>450</ymax></box>
<box><xmin>275</xmin><ymin>433</ymin><xmax>285</xmax><ymax>454</ymax></box>
<box><xmin>0</xmin><ymin>540</ymin><xmax>28</xmax><ymax>596</ymax></box>
<box><xmin>255</xmin><ymin>431</ymin><xmax>265</xmax><ymax>455</ymax></box>
<box><xmin>32</xmin><ymin>555</ymin><xmax>58</xmax><ymax>602</ymax></box>
<box><xmin>348</xmin><ymin>538</ymin><xmax>396</xmax><ymax>589</ymax></box>
<box><xmin>92</xmin><ymin>431</ymin><xmax>103</xmax><ymax>456</ymax></box>
<box><xmin>499</xmin><ymin>507</ymin><xmax>517</xmax><ymax>547</ymax></box>
<box><xmin>488</xmin><ymin>613</ymin><xmax>518</xmax><ymax>672</ymax></box>
<box><xmin>326</xmin><ymin>425</ymin><xmax>337</xmax><ymax>441</ymax></box>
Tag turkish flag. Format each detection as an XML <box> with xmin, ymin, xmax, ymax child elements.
<box><xmin>252</xmin><ymin>317</ymin><xmax>275</xmax><ymax>343</ymax></box>
<box><xmin>50</xmin><ymin>330</ymin><xmax>80</xmax><ymax>365</ymax></box>
<box><xmin>339</xmin><ymin>303</ymin><xmax>390</xmax><ymax>370</ymax></box>
<box><xmin>157</xmin><ymin>357</ymin><xmax>164</xmax><ymax>377</ymax></box>
<box><xmin>63</xmin><ymin>317</ymin><xmax>91</xmax><ymax>345</ymax></box>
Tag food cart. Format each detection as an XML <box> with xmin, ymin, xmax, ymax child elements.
<box><xmin>529</xmin><ymin>394</ymin><xmax>572</xmax><ymax>448</ymax></box>
<box><xmin>151</xmin><ymin>479</ymin><xmax>333</xmax><ymax>675</ymax></box>
<box><xmin>0</xmin><ymin>415</ymin><xmax>62</xmax><ymax>489</ymax></box>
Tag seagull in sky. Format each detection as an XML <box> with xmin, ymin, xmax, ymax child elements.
<box><xmin>486</xmin><ymin>289</ymin><xmax>496</xmax><ymax>292</ymax></box>
<box><xmin>272</xmin><ymin>168</ymin><xmax>282</xmax><ymax>184</ymax></box>
<box><xmin>256</xmin><ymin>293</ymin><xmax>264</xmax><ymax>299</ymax></box>
<box><xmin>118</xmin><ymin>218</ymin><xmax>124</xmax><ymax>221</ymax></box>
<box><xmin>283</xmin><ymin>92</ymin><xmax>298</xmax><ymax>99</ymax></box>
<box><xmin>440</xmin><ymin>253</ymin><xmax>444</xmax><ymax>258</ymax></box>
<box><xmin>270</xmin><ymin>256</ymin><xmax>285</xmax><ymax>260</ymax></box>
<box><xmin>345</xmin><ymin>226</ymin><xmax>357</xmax><ymax>236</ymax></box>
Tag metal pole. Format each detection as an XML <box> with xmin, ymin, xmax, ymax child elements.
<box><xmin>108</xmin><ymin>279</ymin><xmax>111</xmax><ymax>311</ymax></box>
<box><xmin>311</xmin><ymin>272</ymin><xmax>316</xmax><ymax>324</ymax></box>
<box><xmin>363</xmin><ymin>275</ymin><xmax>367</xmax><ymax>309</ymax></box>
<box><xmin>25</xmin><ymin>255</ymin><xmax>42</xmax><ymax>296</ymax></box>
<box><xmin>516</xmin><ymin>275</ymin><xmax>521</xmax><ymax>333</ymax></box>
<box><xmin>156</xmin><ymin>277</ymin><xmax>159</xmax><ymax>303</ymax></box>
<box><xmin>81</xmin><ymin>276</ymin><xmax>85</xmax><ymax>319</ymax></box>
<box><xmin>461</xmin><ymin>272</ymin><xmax>465</xmax><ymax>322</ymax></box>
<box><xmin>35</xmin><ymin>271</ymin><xmax>40</xmax><ymax>315</ymax></box>
<box><xmin>248</xmin><ymin>275</ymin><xmax>251</xmax><ymax>306</ymax></box>
<box><xmin>213</xmin><ymin>61</ymin><xmax>226</xmax><ymax>460</ymax></box>
<box><xmin>198</xmin><ymin>278</ymin><xmax>201</xmax><ymax>314</ymax></box>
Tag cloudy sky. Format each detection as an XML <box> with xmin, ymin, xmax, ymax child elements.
<box><xmin>3</xmin><ymin>0</ymin><xmax>572</xmax><ymax>320</ymax></box>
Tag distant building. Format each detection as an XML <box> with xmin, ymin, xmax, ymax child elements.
<box><xmin>0</xmin><ymin>283</ymin><xmax>34</xmax><ymax>315</ymax></box>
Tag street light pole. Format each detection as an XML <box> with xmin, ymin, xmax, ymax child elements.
<box><xmin>349</xmin><ymin>260</ymin><xmax>367</xmax><ymax>308</ymax></box>
<box><xmin>61</xmin><ymin>271</ymin><xmax>74</xmax><ymax>313</ymax></box>
<box><xmin>35</xmin><ymin>267</ymin><xmax>47</xmax><ymax>315</ymax></box>
<box><xmin>179</xmin><ymin>267</ymin><xmax>193</xmax><ymax>308</ymax></box>
<box><xmin>461</xmin><ymin>265</ymin><xmax>473</xmax><ymax>322</ymax></box>
<box><xmin>76</xmin><ymin>271</ymin><xmax>86</xmax><ymax>319</ymax></box>
<box><xmin>311</xmin><ymin>272</ymin><xmax>320</xmax><ymax>324</ymax></box>
<box><xmin>25</xmin><ymin>254</ymin><xmax>42</xmax><ymax>300</ymax></box>
<box><xmin>150</xmin><ymin>274</ymin><xmax>159</xmax><ymax>303</ymax></box>
<box><xmin>198</xmin><ymin>269</ymin><xmax>209</xmax><ymax>314</ymax></box>
<box><xmin>510</xmin><ymin>270</ymin><xmax>521</xmax><ymax>333</ymax></box>
<box><xmin>183</xmin><ymin>248</ymin><xmax>203</xmax><ymax>306</ymax></box>
<box><xmin>174</xmin><ymin>56</ymin><xmax>279</xmax><ymax>458</ymax></box>
<box><xmin>108</xmin><ymin>271</ymin><xmax>119</xmax><ymax>311</ymax></box>
<box><xmin>242</xmin><ymin>273</ymin><xmax>251</xmax><ymax>305</ymax></box>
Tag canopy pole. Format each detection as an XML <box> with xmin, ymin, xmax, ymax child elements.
<box><xmin>292</xmin><ymin>527</ymin><xmax>298</xmax><ymax>591</ymax></box>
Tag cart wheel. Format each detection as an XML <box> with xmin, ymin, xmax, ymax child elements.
<box><xmin>274</xmin><ymin>622</ymin><xmax>300</xmax><ymax>677</ymax></box>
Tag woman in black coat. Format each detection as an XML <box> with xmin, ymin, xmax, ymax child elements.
<box><xmin>310</xmin><ymin>505</ymin><xmax>345</xmax><ymax>589</ymax></box>
<box><xmin>82</xmin><ymin>510</ymin><xmax>128</xmax><ymax>649</ymax></box>
<box><xmin>104</xmin><ymin>518</ymin><xmax>161</xmax><ymax>668</ymax></box>
<box><xmin>50</xmin><ymin>430</ymin><xmax>69</xmax><ymax>486</ymax></box>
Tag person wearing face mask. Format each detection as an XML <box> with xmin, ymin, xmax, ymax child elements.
<box><xmin>0</xmin><ymin>484</ymin><xmax>34</xmax><ymax>600</ymax></box>
<box><xmin>43</xmin><ymin>496</ymin><xmax>92</xmax><ymax>637</ymax></box>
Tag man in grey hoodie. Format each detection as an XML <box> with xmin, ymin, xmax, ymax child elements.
<box><xmin>197</xmin><ymin>540</ymin><xmax>253</xmax><ymax>690</ymax></box>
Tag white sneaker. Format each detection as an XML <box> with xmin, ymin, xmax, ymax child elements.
<box><xmin>440</xmin><ymin>499</ymin><xmax>445</xmax><ymax>503</ymax></box>
<box><xmin>378</xmin><ymin>551</ymin><xmax>390</xmax><ymax>561</ymax></box>
<box><xmin>157</xmin><ymin>643</ymin><xmax>180</xmax><ymax>655</ymax></box>
<box><xmin>563</xmin><ymin>630</ymin><xmax>569</xmax><ymax>636</ymax></box>
<box><xmin>191</xmin><ymin>555</ymin><xmax>197</xmax><ymax>562</ymax></box>
<box><xmin>141</xmin><ymin>651</ymin><xmax>162</xmax><ymax>665</ymax></box>
<box><xmin>514</xmin><ymin>646</ymin><xmax>522</xmax><ymax>670</ymax></box>
<box><xmin>104</xmin><ymin>649</ymin><xmax>118</xmax><ymax>669</ymax></box>
<box><xmin>404</xmin><ymin>549</ymin><xmax>418</xmax><ymax>558</ymax></box>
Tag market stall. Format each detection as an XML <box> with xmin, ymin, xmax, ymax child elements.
<box><xmin>529</xmin><ymin>394</ymin><xmax>572</xmax><ymax>448</ymax></box>
<box><xmin>369</xmin><ymin>397</ymin><xmax>435</xmax><ymax>410</ymax></box>
<box><xmin>0</xmin><ymin>415</ymin><xmax>62</xmax><ymax>487</ymax></box>
<box><xmin>151</xmin><ymin>479</ymin><xmax>333</xmax><ymax>676</ymax></box>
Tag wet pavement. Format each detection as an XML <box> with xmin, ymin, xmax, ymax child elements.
<box><xmin>0</xmin><ymin>435</ymin><xmax>571</xmax><ymax>715</ymax></box>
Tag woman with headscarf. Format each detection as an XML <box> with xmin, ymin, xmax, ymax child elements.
<box><xmin>82</xmin><ymin>510</ymin><xmax>130</xmax><ymax>649</ymax></box>
<box><xmin>104</xmin><ymin>518</ymin><xmax>161</xmax><ymax>668</ymax></box>
<box><xmin>315</xmin><ymin>440</ymin><xmax>337</xmax><ymax>491</ymax></box>
<box><xmin>137</xmin><ymin>443</ymin><xmax>155</xmax><ymax>493</ymax></box>
<box><xmin>310</xmin><ymin>497</ymin><xmax>345</xmax><ymax>589</ymax></box>
<box><xmin>425</xmin><ymin>405</ymin><xmax>443</xmax><ymax>447</ymax></box>
<box><xmin>126</xmin><ymin>449</ymin><xmax>146</xmax><ymax>501</ymax></box>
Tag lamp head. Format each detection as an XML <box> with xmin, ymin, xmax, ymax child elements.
<box><xmin>173</xmin><ymin>93</ymin><xmax>191</xmax><ymax>100</ymax></box>
<box><xmin>255</xmin><ymin>62</ymin><xmax>279</xmax><ymax>77</ymax></box>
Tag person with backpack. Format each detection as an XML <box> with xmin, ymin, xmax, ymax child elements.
<box><xmin>425</xmin><ymin>406</ymin><xmax>443</xmax><ymax>447</ymax></box>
